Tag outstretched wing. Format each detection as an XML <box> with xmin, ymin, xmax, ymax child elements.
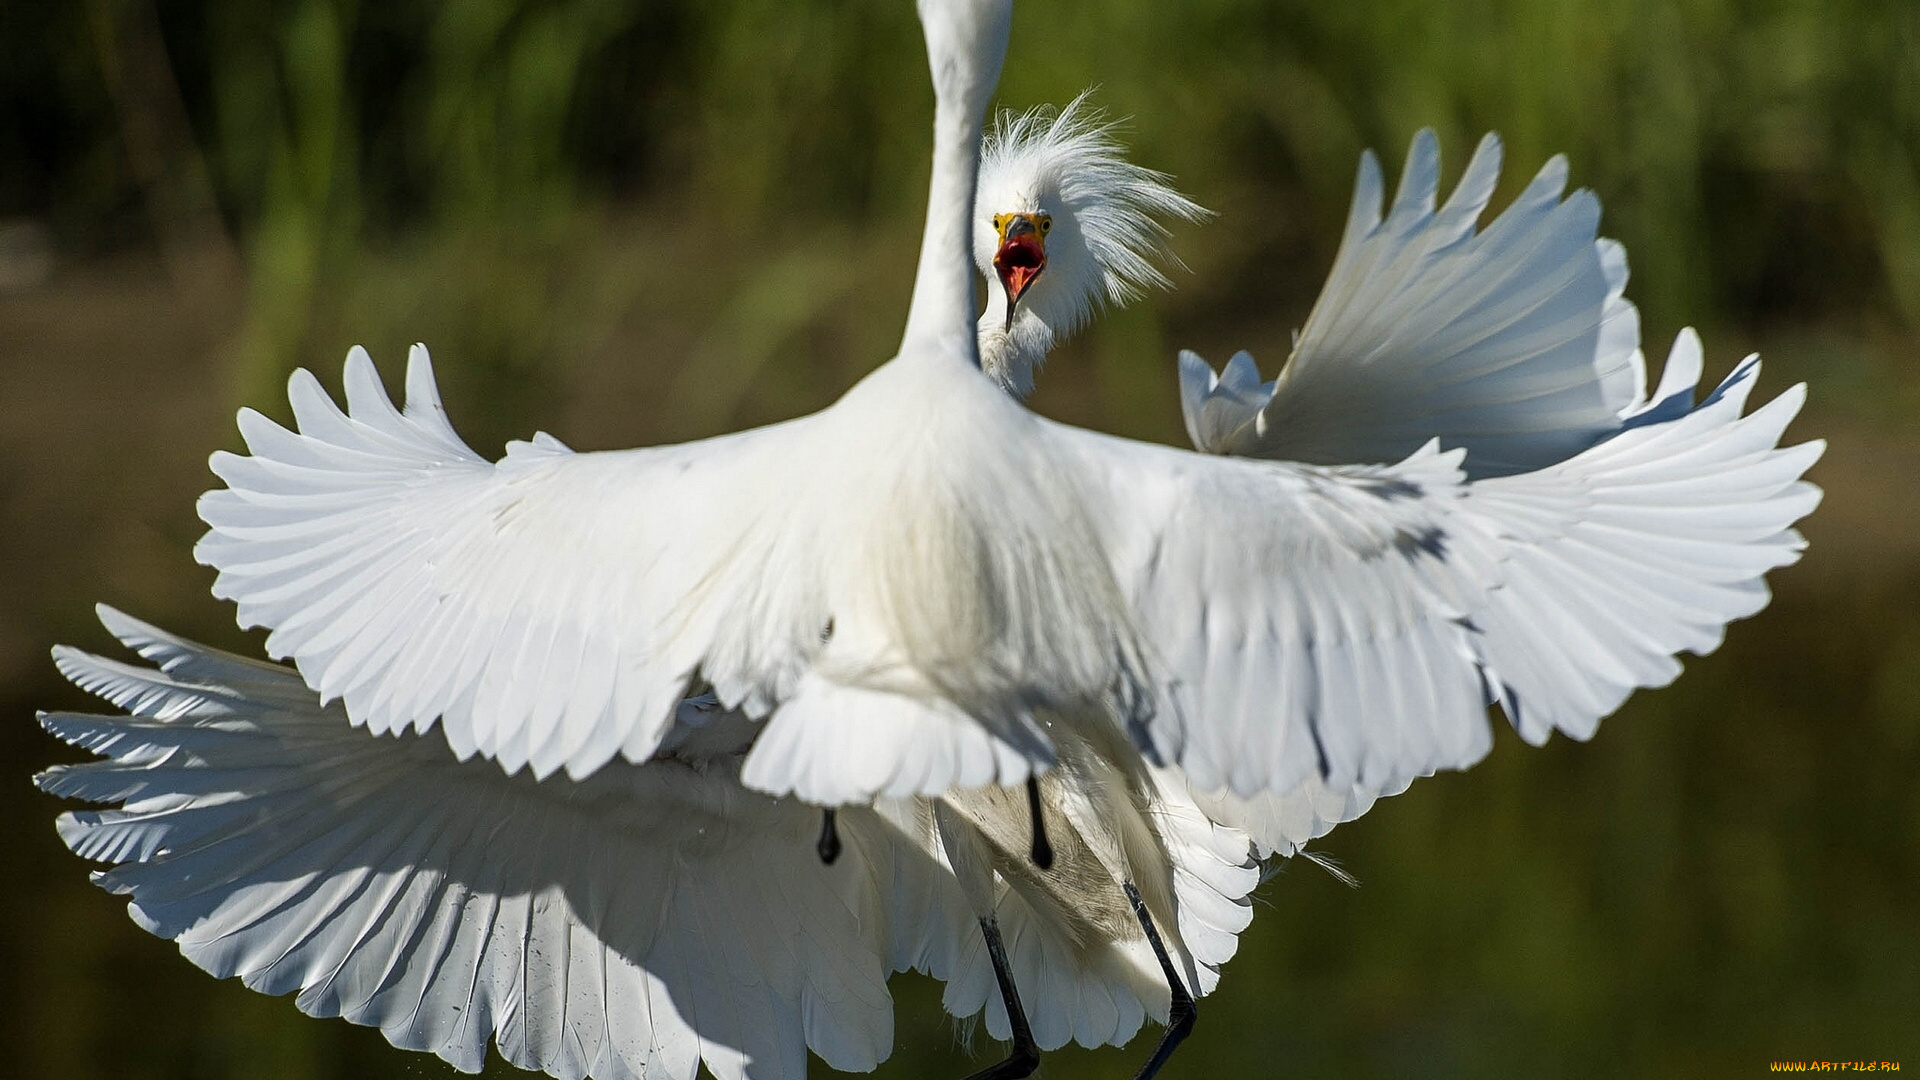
<box><xmin>1062</xmin><ymin>335</ymin><xmax>1821</xmax><ymax>798</ymax></box>
<box><xmin>1182</xmin><ymin>130</ymin><xmax>1644</xmax><ymax>478</ymax></box>
<box><xmin>196</xmin><ymin>345</ymin><xmax>826</xmax><ymax>782</ymax></box>
<box><xmin>40</xmin><ymin>607</ymin><xmax>965</xmax><ymax>1080</ymax></box>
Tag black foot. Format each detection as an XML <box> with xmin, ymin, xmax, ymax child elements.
<box><xmin>816</xmin><ymin>808</ymin><xmax>841</xmax><ymax>865</ymax></box>
<box><xmin>1025</xmin><ymin>777</ymin><xmax>1053</xmax><ymax>870</ymax></box>
<box><xmin>1124</xmin><ymin>881</ymin><xmax>1197</xmax><ymax>1080</ymax></box>
<box><xmin>962</xmin><ymin>916</ymin><xmax>1042</xmax><ymax>1080</ymax></box>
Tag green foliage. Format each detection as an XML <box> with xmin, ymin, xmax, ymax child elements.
<box><xmin>5</xmin><ymin>0</ymin><xmax>1916</xmax><ymax>411</ymax></box>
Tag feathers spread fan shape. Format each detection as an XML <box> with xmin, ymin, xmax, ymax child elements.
<box><xmin>1062</xmin><ymin>332</ymin><xmax>1820</xmax><ymax>796</ymax></box>
<box><xmin>39</xmin><ymin>608</ymin><xmax>951</xmax><ymax>1080</ymax></box>
<box><xmin>195</xmin><ymin>330</ymin><xmax>1821</xmax><ymax>808</ymax></box>
<box><xmin>1181</xmin><ymin>130</ymin><xmax>1644</xmax><ymax>478</ymax></box>
<box><xmin>195</xmin><ymin>344</ymin><xmax>833</xmax><ymax>784</ymax></box>
<box><xmin>40</xmin><ymin>607</ymin><xmax>1262</xmax><ymax>1074</ymax></box>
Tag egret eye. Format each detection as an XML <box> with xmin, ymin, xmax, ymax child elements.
<box><xmin>1039</xmin><ymin>217</ymin><xmax>1052</xmax><ymax>234</ymax></box>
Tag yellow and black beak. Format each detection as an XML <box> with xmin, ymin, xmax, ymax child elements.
<box><xmin>991</xmin><ymin>212</ymin><xmax>1050</xmax><ymax>332</ymax></box>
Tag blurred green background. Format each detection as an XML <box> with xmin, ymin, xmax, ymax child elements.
<box><xmin>1</xmin><ymin>0</ymin><xmax>1916</xmax><ymax>1076</ymax></box>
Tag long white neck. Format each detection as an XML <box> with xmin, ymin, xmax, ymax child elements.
<box><xmin>900</xmin><ymin>100</ymin><xmax>986</xmax><ymax>364</ymax></box>
<box><xmin>899</xmin><ymin>0</ymin><xmax>1010</xmax><ymax>366</ymax></box>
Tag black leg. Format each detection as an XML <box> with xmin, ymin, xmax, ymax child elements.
<box><xmin>1122</xmin><ymin>881</ymin><xmax>1196</xmax><ymax>1080</ymax></box>
<box><xmin>1024</xmin><ymin>777</ymin><xmax>1053</xmax><ymax>870</ymax></box>
<box><xmin>961</xmin><ymin>916</ymin><xmax>1041</xmax><ymax>1080</ymax></box>
<box><xmin>816</xmin><ymin>808</ymin><xmax>841</xmax><ymax>865</ymax></box>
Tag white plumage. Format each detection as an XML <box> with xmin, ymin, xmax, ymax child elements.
<box><xmin>904</xmin><ymin>756</ymin><xmax>1259</xmax><ymax>1053</ymax></box>
<box><xmin>54</xmin><ymin>52</ymin><xmax>1264</xmax><ymax>1080</ymax></box>
<box><xmin>43</xmin><ymin>0</ymin><xmax>1827</xmax><ymax>1076</ymax></box>
<box><xmin>41</xmin><ymin>608</ymin><xmax>928</xmax><ymax>1080</ymax></box>
<box><xmin>1065</xmin><ymin>333</ymin><xmax>1820</xmax><ymax>798</ymax></box>
<box><xmin>40</xmin><ymin>605</ymin><xmax>1258</xmax><ymax>1076</ymax></box>
<box><xmin>197</xmin><ymin>325</ymin><xmax>1816</xmax><ymax>810</ymax></box>
<box><xmin>1182</xmin><ymin>129</ymin><xmax>1644</xmax><ymax>477</ymax></box>
<box><xmin>974</xmin><ymin>92</ymin><xmax>1209</xmax><ymax>394</ymax></box>
<box><xmin>192</xmin><ymin>0</ymin><xmax>1820</xmax><ymax>825</ymax></box>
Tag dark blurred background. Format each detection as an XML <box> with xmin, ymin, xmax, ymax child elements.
<box><xmin>2</xmin><ymin>0</ymin><xmax>1916</xmax><ymax>1076</ymax></box>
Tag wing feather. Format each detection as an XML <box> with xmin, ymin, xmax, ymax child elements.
<box><xmin>1183</xmin><ymin>131</ymin><xmax>1646</xmax><ymax>477</ymax></box>
<box><xmin>196</xmin><ymin>344</ymin><xmax>825</xmax><ymax>781</ymax></box>
<box><xmin>1060</xmin><ymin>337</ymin><xmax>1820</xmax><ymax>797</ymax></box>
<box><xmin>39</xmin><ymin>608</ymin><xmax>960</xmax><ymax>1079</ymax></box>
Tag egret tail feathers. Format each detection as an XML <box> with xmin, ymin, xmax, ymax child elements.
<box><xmin>740</xmin><ymin>673</ymin><xmax>1053</xmax><ymax>804</ymax></box>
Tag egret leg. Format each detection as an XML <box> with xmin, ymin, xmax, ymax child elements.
<box><xmin>1024</xmin><ymin>777</ymin><xmax>1053</xmax><ymax>870</ymax></box>
<box><xmin>816</xmin><ymin>809</ymin><xmax>841</xmax><ymax>865</ymax></box>
<box><xmin>1122</xmin><ymin>881</ymin><xmax>1196</xmax><ymax>1080</ymax></box>
<box><xmin>961</xmin><ymin>916</ymin><xmax>1041</xmax><ymax>1080</ymax></box>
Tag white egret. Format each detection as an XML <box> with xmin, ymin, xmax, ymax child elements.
<box><xmin>965</xmin><ymin>111</ymin><xmax>1755</xmax><ymax>861</ymax></box>
<box><xmin>935</xmin><ymin>97</ymin><xmax>1255</xmax><ymax>1080</ymax></box>
<box><xmin>42</xmin><ymin>70</ymin><xmax>1257</xmax><ymax>1080</ymax></box>
<box><xmin>941</xmin><ymin>106</ymin><xmax>1831</xmax><ymax>1080</ymax></box>
<box><xmin>49</xmin><ymin>0</ymin><xmax>1827</xmax><ymax>1077</ymax></box>
<box><xmin>39</xmin><ymin>113</ymin><xmax>1255</xmax><ymax>1079</ymax></box>
<box><xmin>191</xmin><ymin>0</ymin><xmax>1819</xmax><ymax>1066</ymax></box>
<box><xmin>808</xmin><ymin>89</ymin><xmax>1209</xmax><ymax>883</ymax></box>
<box><xmin>191</xmin><ymin>0</ymin><xmax>1819</xmax><ymax>833</ymax></box>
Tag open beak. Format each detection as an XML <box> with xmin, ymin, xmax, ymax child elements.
<box><xmin>992</xmin><ymin>214</ymin><xmax>1048</xmax><ymax>333</ymax></box>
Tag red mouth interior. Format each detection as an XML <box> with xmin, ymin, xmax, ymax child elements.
<box><xmin>994</xmin><ymin>237</ymin><xmax>1046</xmax><ymax>303</ymax></box>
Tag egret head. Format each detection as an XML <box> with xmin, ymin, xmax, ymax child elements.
<box><xmin>973</xmin><ymin>93</ymin><xmax>1211</xmax><ymax>397</ymax></box>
